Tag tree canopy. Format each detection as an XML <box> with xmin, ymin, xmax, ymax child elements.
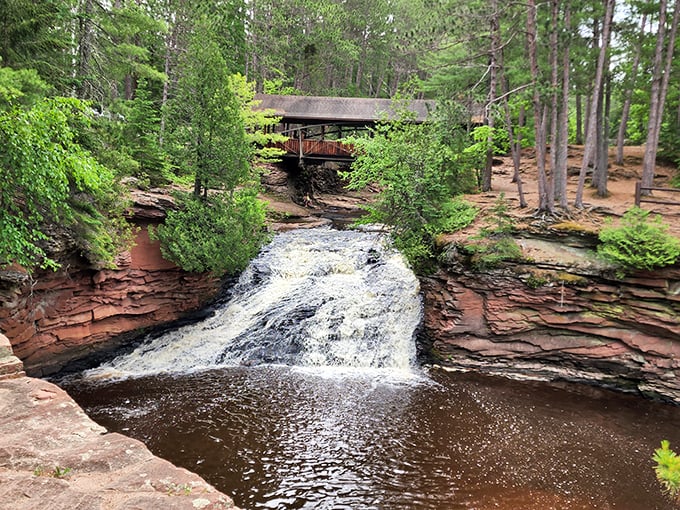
<box><xmin>2</xmin><ymin>0</ymin><xmax>680</xmax><ymax>272</ymax></box>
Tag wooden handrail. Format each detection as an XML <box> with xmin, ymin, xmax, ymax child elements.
<box><xmin>635</xmin><ymin>181</ymin><xmax>680</xmax><ymax>207</ymax></box>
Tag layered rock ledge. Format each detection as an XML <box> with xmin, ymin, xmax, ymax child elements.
<box><xmin>0</xmin><ymin>334</ymin><xmax>237</xmax><ymax>510</ymax></box>
<box><xmin>0</xmin><ymin>217</ymin><xmax>221</xmax><ymax>377</ymax></box>
<box><xmin>422</xmin><ymin>234</ymin><xmax>680</xmax><ymax>402</ymax></box>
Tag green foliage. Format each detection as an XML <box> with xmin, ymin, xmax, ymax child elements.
<box><xmin>0</xmin><ymin>0</ymin><xmax>75</xmax><ymax>92</ymax></box>
<box><xmin>0</xmin><ymin>97</ymin><xmax>132</xmax><ymax>270</ymax></box>
<box><xmin>167</xmin><ymin>20</ymin><xmax>251</xmax><ymax>196</ymax></box>
<box><xmin>229</xmin><ymin>73</ymin><xmax>287</xmax><ymax>163</ymax></box>
<box><xmin>114</xmin><ymin>81</ymin><xmax>169</xmax><ymax>185</ymax></box>
<box><xmin>654</xmin><ymin>440</ymin><xmax>680</xmax><ymax>503</ymax></box>
<box><xmin>152</xmin><ymin>190</ymin><xmax>269</xmax><ymax>276</ymax></box>
<box><xmin>597</xmin><ymin>207</ymin><xmax>680</xmax><ymax>272</ymax></box>
<box><xmin>484</xmin><ymin>192</ymin><xmax>514</xmax><ymax>235</ymax></box>
<box><xmin>33</xmin><ymin>465</ymin><xmax>72</xmax><ymax>479</ymax></box>
<box><xmin>462</xmin><ymin>194</ymin><xmax>522</xmax><ymax>270</ymax></box>
<box><xmin>464</xmin><ymin>235</ymin><xmax>523</xmax><ymax>271</ymax></box>
<box><xmin>0</xmin><ymin>66</ymin><xmax>51</xmax><ymax>109</ymax></box>
<box><xmin>671</xmin><ymin>172</ymin><xmax>680</xmax><ymax>189</ymax></box>
<box><xmin>342</xmin><ymin>111</ymin><xmax>477</xmax><ymax>272</ymax></box>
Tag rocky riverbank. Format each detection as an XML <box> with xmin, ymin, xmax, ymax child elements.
<box><xmin>0</xmin><ymin>333</ymin><xmax>238</xmax><ymax>510</ymax></box>
<box><xmin>0</xmin><ymin>190</ymin><xmax>222</xmax><ymax>376</ymax></box>
<box><xmin>421</xmin><ymin>231</ymin><xmax>680</xmax><ymax>402</ymax></box>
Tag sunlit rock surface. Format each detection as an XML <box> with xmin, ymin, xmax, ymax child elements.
<box><xmin>0</xmin><ymin>372</ymin><xmax>237</xmax><ymax>510</ymax></box>
<box><xmin>423</xmin><ymin>235</ymin><xmax>680</xmax><ymax>402</ymax></box>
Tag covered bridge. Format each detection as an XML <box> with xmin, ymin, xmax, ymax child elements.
<box><xmin>254</xmin><ymin>94</ymin><xmax>435</xmax><ymax>162</ymax></box>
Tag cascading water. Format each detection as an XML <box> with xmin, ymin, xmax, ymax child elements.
<box><xmin>85</xmin><ymin>228</ymin><xmax>422</xmax><ymax>380</ymax></box>
<box><xmin>61</xmin><ymin>227</ymin><xmax>680</xmax><ymax>510</ymax></box>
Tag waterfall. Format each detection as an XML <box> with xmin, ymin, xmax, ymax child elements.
<box><xmin>85</xmin><ymin>228</ymin><xmax>423</xmax><ymax>380</ymax></box>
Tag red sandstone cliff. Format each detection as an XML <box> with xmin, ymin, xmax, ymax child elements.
<box><xmin>422</xmin><ymin>235</ymin><xmax>680</xmax><ymax>402</ymax></box>
<box><xmin>0</xmin><ymin>192</ymin><xmax>221</xmax><ymax>376</ymax></box>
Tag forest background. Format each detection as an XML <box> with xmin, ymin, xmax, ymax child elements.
<box><xmin>1</xmin><ymin>0</ymin><xmax>680</xmax><ymax>275</ymax></box>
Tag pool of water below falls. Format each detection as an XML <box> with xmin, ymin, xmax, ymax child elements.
<box><xmin>57</xmin><ymin>228</ymin><xmax>680</xmax><ymax>509</ymax></box>
<box><xmin>61</xmin><ymin>365</ymin><xmax>680</xmax><ymax>510</ymax></box>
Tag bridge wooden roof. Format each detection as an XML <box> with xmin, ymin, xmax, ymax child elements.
<box><xmin>254</xmin><ymin>94</ymin><xmax>435</xmax><ymax>124</ymax></box>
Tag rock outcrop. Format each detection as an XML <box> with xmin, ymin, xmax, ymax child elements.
<box><xmin>422</xmin><ymin>234</ymin><xmax>680</xmax><ymax>402</ymax></box>
<box><xmin>0</xmin><ymin>332</ymin><xmax>25</xmax><ymax>380</ymax></box>
<box><xmin>0</xmin><ymin>192</ymin><xmax>221</xmax><ymax>377</ymax></box>
<box><xmin>0</xmin><ymin>349</ymin><xmax>237</xmax><ymax>509</ymax></box>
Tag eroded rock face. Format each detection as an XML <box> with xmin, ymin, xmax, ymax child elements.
<box><xmin>0</xmin><ymin>223</ymin><xmax>220</xmax><ymax>377</ymax></box>
<box><xmin>0</xmin><ymin>375</ymin><xmax>237</xmax><ymax>510</ymax></box>
<box><xmin>422</xmin><ymin>236</ymin><xmax>680</xmax><ymax>402</ymax></box>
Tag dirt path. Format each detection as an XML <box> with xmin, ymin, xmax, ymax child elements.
<box><xmin>464</xmin><ymin>145</ymin><xmax>680</xmax><ymax>237</ymax></box>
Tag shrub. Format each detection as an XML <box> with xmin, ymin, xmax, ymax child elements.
<box><xmin>461</xmin><ymin>194</ymin><xmax>522</xmax><ymax>270</ymax></box>
<box><xmin>464</xmin><ymin>235</ymin><xmax>523</xmax><ymax>270</ymax></box>
<box><xmin>597</xmin><ymin>207</ymin><xmax>680</xmax><ymax>272</ymax></box>
<box><xmin>654</xmin><ymin>440</ymin><xmax>680</xmax><ymax>502</ymax></box>
<box><xmin>152</xmin><ymin>189</ymin><xmax>269</xmax><ymax>276</ymax></box>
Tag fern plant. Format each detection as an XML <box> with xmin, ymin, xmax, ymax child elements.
<box><xmin>597</xmin><ymin>207</ymin><xmax>680</xmax><ymax>272</ymax></box>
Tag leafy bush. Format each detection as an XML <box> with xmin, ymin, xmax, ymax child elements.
<box><xmin>0</xmin><ymin>97</ymin><xmax>132</xmax><ymax>270</ymax></box>
<box><xmin>653</xmin><ymin>440</ymin><xmax>680</xmax><ymax>502</ymax></box>
<box><xmin>597</xmin><ymin>207</ymin><xmax>680</xmax><ymax>272</ymax></box>
<box><xmin>463</xmin><ymin>235</ymin><xmax>523</xmax><ymax>270</ymax></box>
<box><xmin>152</xmin><ymin>189</ymin><xmax>269</xmax><ymax>276</ymax></box>
<box><xmin>342</xmin><ymin>110</ymin><xmax>477</xmax><ymax>272</ymax></box>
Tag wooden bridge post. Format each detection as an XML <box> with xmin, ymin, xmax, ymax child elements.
<box><xmin>635</xmin><ymin>181</ymin><xmax>641</xmax><ymax>207</ymax></box>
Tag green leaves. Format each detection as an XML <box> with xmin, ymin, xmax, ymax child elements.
<box><xmin>153</xmin><ymin>190</ymin><xmax>269</xmax><ymax>276</ymax></box>
<box><xmin>342</xmin><ymin>112</ymin><xmax>477</xmax><ymax>272</ymax></box>
<box><xmin>168</xmin><ymin>20</ymin><xmax>251</xmax><ymax>197</ymax></box>
<box><xmin>0</xmin><ymin>97</ymin><xmax>131</xmax><ymax>270</ymax></box>
<box><xmin>597</xmin><ymin>207</ymin><xmax>680</xmax><ymax>272</ymax></box>
<box><xmin>653</xmin><ymin>440</ymin><xmax>680</xmax><ymax>502</ymax></box>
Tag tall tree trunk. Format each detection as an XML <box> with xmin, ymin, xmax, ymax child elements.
<box><xmin>575</xmin><ymin>0</ymin><xmax>615</xmax><ymax>208</ymax></box>
<box><xmin>76</xmin><ymin>0</ymin><xmax>96</xmax><ymax>100</ymax></box>
<box><xmin>615</xmin><ymin>14</ymin><xmax>646</xmax><ymax>165</ymax></box>
<box><xmin>527</xmin><ymin>0</ymin><xmax>552</xmax><ymax>212</ymax></box>
<box><xmin>596</xmin><ymin>74</ymin><xmax>612</xmax><ymax>196</ymax></box>
<box><xmin>555</xmin><ymin>2</ymin><xmax>571</xmax><ymax>209</ymax></box>
<box><xmin>482</xmin><ymin>0</ymin><xmax>500</xmax><ymax>192</ymax></box>
<box><xmin>501</xmin><ymin>76</ymin><xmax>527</xmax><ymax>207</ymax></box>
<box><xmin>575</xmin><ymin>93</ymin><xmax>583</xmax><ymax>145</ymax></box>
<box><xmin>642</xmin><ymin>0</ymin><xmax>680</xmax><ymax>192</ymax></box>
<box><xmin>591</xmin><ymin>48</ymin><xmax>608</xmax><ymax>192</ymax></box>
<box><xmin>549</xmin><ymin>0</ymin><xmax>560</xmax><ymax>201</ymax></box>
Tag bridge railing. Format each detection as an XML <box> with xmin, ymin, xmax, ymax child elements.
<box><xmin>273</xmin><ymin>139</ymin><xmax>355</xmax><ymax>159</ymax></box>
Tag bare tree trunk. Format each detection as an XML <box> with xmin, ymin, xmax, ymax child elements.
<box><xmin>575</xmin><ymin>0</ymin><xmax>615</xmax><ymax>208</ymax></box>
<box><xmin>482</xmin><ymin>0</ymin><xmax>500</xmax><ymax>192</ymax></box>
<box><xmin>575</xmin><ymin>93</ymin><xmax>583</xmax><ymax>144</ymax></box>
<box><xmin>76</xmin><ymin>0</ymin><xmax>96</xmax><ymax>100</ymax></box>
<box><xmin>527</xmin><ymin>0</ymin><xmax>552</xmax><ymax>212</ymax></box>
<box><xmin>615</xmin><ymin>14</ymin><xmax>646</xmax><ymax>165</ymax></box>
<box><xmin>596</xmin><ymin>74</ymin><xmax>612</xmax><ymax>197</ymax></box>
<box><xmin>549</xmin><ymin>0</ymin><xmax>560</xmax><ymax>195</ymax></box>
<box><xmin>160</xmin><ymin>0</ymin><xmax>183</xmax><ymax>146</ymax></box>
<box><xmin>555</xmin><ymin>2</ymin><xmax>571</xmax><ymax>209</ymax></box>
<box><xmin>642</xmin><ymin>0</ymin><xmax>680</xmax><ymax>192</ymax></box>
<box><xmin>591</xmin><ymin>48</ymin><xmax>608</xmax><ymax>192</ymax></box>
<box><xmin>497</xmin><ymin>22</ymin><xmax>527</xmax><ymax>206</ymax></box>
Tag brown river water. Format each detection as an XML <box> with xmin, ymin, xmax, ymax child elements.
<box><xmin>56</xmin><ymin>229</ymin><xmax>680</xmax><ymax>509</ymax></box>
<box><xmin>60</xmin><ymin>365</ymin><xmax>680</xmax><ymax>510</ymax></box>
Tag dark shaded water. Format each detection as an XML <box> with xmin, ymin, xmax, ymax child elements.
<box><xmin>60</xmin><ymin>365</ymin><xmax>680</xmax><ymax>509</ymax></box>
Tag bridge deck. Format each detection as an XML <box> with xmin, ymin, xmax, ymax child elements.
<box><xmin>274</xmin><ymin>139</ymin><xmax>354</xmax><ymax>160</ymax></box>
